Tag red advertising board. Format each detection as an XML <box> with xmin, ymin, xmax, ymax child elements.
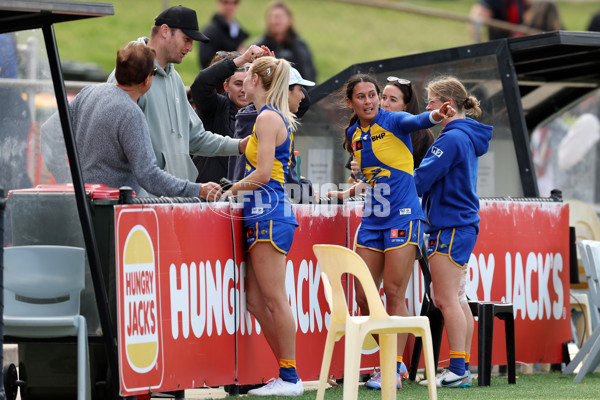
<box><xmin>116</xmin><ymin>203</ymin><xmax>237</xmax><ymax>395</ymax></box>
<box><xmin>466</xmin><ymin>200</ymin><xmax>572</xmax><ymax>364</ymax></box>
<box><xmin>115</xmin><ymin>200</ymin><xmax>571</xmax><ymax>395</ymax></box>
<box><xmin>115</xmin><ymin>202</ymin><xmax>349</xmax><ymax>395</ymax></box>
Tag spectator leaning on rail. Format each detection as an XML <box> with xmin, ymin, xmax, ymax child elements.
<box><xmin>190</xmin><ymin>45</ymin><xmax>270</xmax><ymax>183</ymax></box>
<box><xmin>198</xmin><ymin>0</ymin><xmax>249</xmax><ymax>69</ymax></box>
<box><xmin>108</xmin><ymin>5</ymin><xmax>248</xmax><ymax>183</ymax></box>
<box><xmin>469</xmin><ymin>0</ymin><xmax>530</xmax><ymax>41</ymax></box>
<box><xmin>41</xmin><ymin>42</ymin><xmax>221</xmax><ymax>201</ymax></box>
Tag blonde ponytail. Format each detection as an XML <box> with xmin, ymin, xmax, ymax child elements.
<box><xmin>249</xmin><ymin>57</ymin><xmax>298</xmax><ymax>131</ymax></box>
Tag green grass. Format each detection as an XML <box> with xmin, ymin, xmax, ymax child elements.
<box><xmin>224</xmin><ymin>372</ymin><xmax>600</xmax><ymax>399</ymax></box>
<box><xmin>50</xmin><ymin>0</ymin><xmax>600</xmax><ymax>86</ymax></box>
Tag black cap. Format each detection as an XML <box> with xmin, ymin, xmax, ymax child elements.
<box><xmin>154</xmin><ymin>5</ymin><xmax>210</xmax><ymax>43</ymax></box>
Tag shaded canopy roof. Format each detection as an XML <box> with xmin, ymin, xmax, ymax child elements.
<box><xmin>0</xmin><ymin>0</ymin><xmax>113</xmax><ymax>34</ymax></box>
<box><xmin>509</xmin><ymin>31</ymin><xmax>600</xmax><ymax>131</ymax></box>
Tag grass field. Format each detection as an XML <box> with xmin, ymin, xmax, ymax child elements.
<box><xmin>50</xmin><ymin>0</ymin><xmax>600</xmax><ymax>85</ymax></box>
<box><xmin>253</xmin><ymin>373</ymin><xmax>600</xmax><ymax>400</ymax></box>
<box><xmin>197</xmin><ymin>372</ymin><xmax>600</xmax><ymax>399</ymax></box>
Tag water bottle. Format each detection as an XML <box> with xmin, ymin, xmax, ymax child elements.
<box><xmin>294</xmin><ymin>151</ymin><xmax>301</xmax><ymax>179</ymax></box>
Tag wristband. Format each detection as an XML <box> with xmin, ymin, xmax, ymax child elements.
<box><xmin>429</xmin><ymin>112</ymin><xmax>443</xmax><ymax>124</ymax></box>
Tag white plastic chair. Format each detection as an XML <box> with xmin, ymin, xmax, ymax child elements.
<box><xmin>564</xmin><ymin>240</ymin><xmax>600</xmax><ymax>381</ymax></box>
<box><xmin>3</xmin><ymin>245</ymin><xmax>91</xmax><ymax>400</ymax></box>
<box><xmin>313</xmin><ymin>244</ymin><xmax>437</xmax><ymax>400</ymax></box>
<box><xmin>570</xmin><ymin>238</ymin><xmax>600</xmax><ymax>343</ymax></box>
<box><xmin>570</xmin><ymin>290</ymin><xmax>594</xmax><ymax>345</ymax></box>
<box><xmin>566</xmin><ymin>200</ymin><xmax>600</xmax><ymax>242</ymax></box>
<box><xmin>566</xmin><ymin>199</ymin><xmax>600</xmax><ymax>284</ymax></box>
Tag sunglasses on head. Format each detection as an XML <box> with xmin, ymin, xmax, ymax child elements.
<box><xmin>216</xmin><ymin>51</ymin><xmax>242</xmax><ymax>59</ymax></box>
<box><xmin>387</xmin><ymin>76</ymin><xmax>413</xmax><ymax>101</ymax></box>
<box><xmin>387</xmin><ymin>76</ymin><xmax>411</xmax><ymax>86</ymax></box>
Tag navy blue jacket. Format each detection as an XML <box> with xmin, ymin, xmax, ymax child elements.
<box><xmin>190</xmin><ymin>58</ymin><xmax>240</xmax><ymax>183</ymax></box>
<box><xmin>415</xmin><ymin>118</ymin><xmax>493</xmax><ymax>233</ymax></box>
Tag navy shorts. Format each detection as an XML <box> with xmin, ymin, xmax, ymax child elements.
<box><xmin>245</xmin><ymin>220</ymin><xmax>296</xmax><ymax>255</ymax></box>
<box><xmin>356</xmin><ymin>219</ymin><xmax>423</xmax><ymax>253</ymax></box>
<box><xmin>427</xmin><ymin>227</ymin><xmax>477</xmax><ymax>268</ymax></box>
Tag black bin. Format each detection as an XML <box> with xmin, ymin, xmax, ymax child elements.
<box><xmin>6</xmin><ymin>184</ymin><xmax>119</xmax><ymax>400</ymax></box>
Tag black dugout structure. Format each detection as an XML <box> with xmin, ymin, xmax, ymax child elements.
<box><xmin>0</xmin><ymin>1</ymin><xmax>116</xmax><ymax>399</ymax></box>
<box><xmin>297</xmin><ymin>30</ymin><xmax>600</xmax><ymax>200</ymax></box>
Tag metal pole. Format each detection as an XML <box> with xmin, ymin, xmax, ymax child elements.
<box><xmin>0</xmin><ymin>188</ymin><xmax>7</xmax><ymax>400</ymax></box>
<box><xmin>41</xmin><ymin>24</ymin><xmax>120</xmax><ymax>399</ymax></box>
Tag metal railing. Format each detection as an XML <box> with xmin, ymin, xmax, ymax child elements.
<box><xmin>331</xmin><ymin>0</ymin><xmax>542</xmax><ymax>42</ymax></box>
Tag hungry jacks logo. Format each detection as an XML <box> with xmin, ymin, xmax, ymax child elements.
<box><xmin>123</xmin><ymin>225</ymin><xmax>161</xmax><ymax>374</ymax></box>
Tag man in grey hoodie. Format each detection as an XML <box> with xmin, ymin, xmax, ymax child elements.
<box><xmin>109</xmin><ymin>6</ymin><xmax>249</xmax><ymax>182</ymax></box>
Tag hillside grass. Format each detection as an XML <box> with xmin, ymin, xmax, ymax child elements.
<box><xmin>51</xmin><ymin>0</ymin><xmax>599</xmax><ymax>85</ymax></box>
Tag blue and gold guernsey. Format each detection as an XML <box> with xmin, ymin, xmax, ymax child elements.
<box><xmin>242</xmin><ymin>105</ymin><xmax>298</xmax><ymax>227</ymax></box>
<box><xmin>349</xmin><ymin>109</ymin><xmax>435</xmax><ymax>229</ymax></box>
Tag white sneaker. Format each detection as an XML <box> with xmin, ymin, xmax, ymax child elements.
<box><xmin>419</xmin><ymin>369</ymin><xmax>470</xmax><ymax>388</ymax></box>
<box><xmin>247</xmin><ymin>377</ymin><xmax>304</xmax><ymax>396</ymax></box>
